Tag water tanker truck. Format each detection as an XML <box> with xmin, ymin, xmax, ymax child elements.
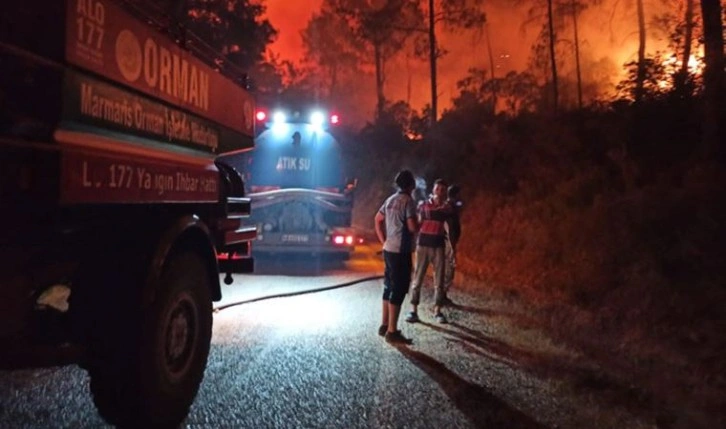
<box><xmin>220</xmin><ymin>107</ymin><xmax>358</xmax><ymax>257</ymax></box>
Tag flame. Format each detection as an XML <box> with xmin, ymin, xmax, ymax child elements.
<box><xmin>665</xmin><ymin>53</ymin><xmax>705</xmax><ymax>76</ymax></box>
<box><xmin>657</xmin><ymin>48</ymin><xmax>705</xmax><ymax>90</ymax></box>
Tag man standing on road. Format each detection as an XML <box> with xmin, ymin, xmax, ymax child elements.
<box><xmin>374</xmin><ymin>170</ymin><xmax>419</xmax><ymax>345</ymax></box>
<box><xmin>442</xmin><ymin>184</ymin><xmax>463</xmax><ymax>305</ymax></box>
<box><xmin>406</xmin><ymin>179</ymin><xmax>453</xmax><ymax>324</ymax></box>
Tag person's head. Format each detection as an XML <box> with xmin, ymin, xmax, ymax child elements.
<box><xmin>432</xmin><ymin>178</ymin><xmax>448</xmax><ymax>202</ymax></box>
<box><xmin>394</xmin><ymin>170</ymin><xmax>416</xmax><ymax>192</ymax></box>
<box><xmin>447</xmin><ymin>184</ymin><xmax>461</xmax><ymax>200</ymax></box>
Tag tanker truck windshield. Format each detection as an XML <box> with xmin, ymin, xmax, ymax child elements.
<box><xmin>251</xmin><ymin>126</ymin><xmax>343</xmax><ymax>192</ymax></box>
<box><xmin>221</xmin><ymin>108</ymin><xmax>358</xmax><ymax>256</ymax></box>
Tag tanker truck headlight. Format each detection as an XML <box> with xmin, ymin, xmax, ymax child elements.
<box><xmin>310</xmin><ymin>111</ymin><xmax>325</xmax><ymax>131</ymax></box>
<box><xmin>272</xmin><ymin>111</ymin><xmax>288</xmax><ymax>135</ymax></box>
<box><xmin>272</xmin><ymin>111</ymin><xmax>286</xmax><ymax>123</ymax></box>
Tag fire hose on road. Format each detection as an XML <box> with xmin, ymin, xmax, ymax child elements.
<box><xmin>214</xmin><ymin>274</ymin><xmax>385</xmax><ymax>312</ymax></box>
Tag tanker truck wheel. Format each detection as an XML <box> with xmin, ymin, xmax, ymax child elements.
<box><xmin>88</xmin><ymin>249</ymin><xmax>213</xmax><ymax>428</ymax></box>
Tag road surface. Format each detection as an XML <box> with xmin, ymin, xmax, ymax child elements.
<box><xmin>0</xmin><ymin>246</ymin><xmax>655</xmax><ymax>428</ymax></box>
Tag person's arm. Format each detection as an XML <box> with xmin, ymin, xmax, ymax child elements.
<box><xmin>448</xmin><ymin>210</ymin><xmax>461</xmax><ymax>248</ymax></box>
<box><xmin>407</xmin><ymin>216</ymin><xmax>419</xmax><ymax>234</ymax></box>
<box><xmin>406</xmin><ymin>196</ymin><xmax>420</xmax><ymax>234</ymax></box>
<box><xmin>374</xmin><ymin>211</ymin><xmax>386</xmax><ymax>244</ymax></box>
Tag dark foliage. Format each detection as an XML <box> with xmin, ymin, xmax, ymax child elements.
<box><xmin>351</xmin><ymin>83</ymin><xmax>725</xmax><ymax>332</ymax></box>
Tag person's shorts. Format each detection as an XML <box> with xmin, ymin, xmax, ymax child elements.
<box><xmin>382</xmin><ymin>250</ymin><xmax>412</xmax><ymax>305</ymax></box>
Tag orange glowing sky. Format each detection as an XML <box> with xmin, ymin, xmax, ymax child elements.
<box><xmin>263</xmin><ymin>0</ymin><xmax>678</xmax><ymax>122</ymax></box>
<box><xmin>264</xmin><ymin>1</ymin><xmax>323</xmax><ymax>63</ymax></box>
<box><xmin>263</xmin><ymin>1</ymin><xmax>532</xmax><ymax>122</ymax></box>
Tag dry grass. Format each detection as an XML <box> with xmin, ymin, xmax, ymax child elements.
<box><xmin>450</xmin><ymin>179</ymin><xmax>726</xmax><ymax>427</ymax></box>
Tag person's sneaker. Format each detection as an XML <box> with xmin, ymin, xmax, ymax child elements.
<box><xmin>404</xmin><ymin>311</ymin><xmax>420</xmax><ymax>323</ymax></box>
<box><xmin>384</xmin><ymin>330</ymin><xmax>413</xmax><ymax>345</ymax></box>
<box><xmin>377</xmin><ymin>324</ymin><xmax>388</xmax><ymax>337</ymax></box>
<box><xmin>435</xmin><ymin>312</ymin><xmax>448</xmax><ymax>324</ymax></box>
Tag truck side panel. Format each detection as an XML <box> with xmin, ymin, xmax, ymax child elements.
<box><xmin>1</xmin><ymin>0</ymin><xmax>257</xmax><ymax>351</ymax></box>
<box><xmin>64</xmin><ymin>0</ymin><xmax>255</xmax><ymax>142</ymax></box>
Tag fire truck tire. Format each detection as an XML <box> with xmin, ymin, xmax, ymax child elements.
<box><xmin>88</xmin><ymin>249</ymin><xmax>213</xmax><ymax>428</ymax></box>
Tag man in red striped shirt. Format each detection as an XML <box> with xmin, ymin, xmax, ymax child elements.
<box><xmin>405</xmin><ymin>178</ymin><xmax>454</xmax><ymax>324</ymax></box>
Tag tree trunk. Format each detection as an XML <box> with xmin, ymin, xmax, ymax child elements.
<box><xmin>374</xmin><ymin>42</ymin><xmax>385</xmax><ymax>119</ymax></box>
<box><xmin>484</xmin><ymin>23</ymin><xmax>496</xmax><ymax>81</ymax></box>
<box><xmin>680</xmin><ymin>0</ymin><xmax>694</xmax><ymax>81</ymax></box>
<box><xmin>571</xmin><ymin>0</ymin><xmax>583</xmax><ymax>109</ymax></box>
<box><xmin>484</xmin><ymin>21</ymin><xmax>498</xmax><ymax>112</ymax></box>
<box><xmin>547</xmin><ymin>0</ymin><xmax>559</xmax><ymax>112</ymax></box>
<box><xmin>634</xmin><ymin>0</ymin><xmax>646</xmax><ymax>103</ymax></box>
<box><xmin>406</xmin><ymin>54</ymin><xmax>412</xmax><ymax>106</ymax></box>
<box><xmin>699</xmin><ymin>0</ymin><xmax>725</xmax><ymax>158</ymax></box>
<box><xmin>429</xmin><ymin>0</ymin><xmax>438</xmax><ymax>125</ymax></box>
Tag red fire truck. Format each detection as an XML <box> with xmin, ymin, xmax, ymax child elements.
<box><xmin>1</xmin><ymin>0</ymin><xmax>256</xmax><ymax>427</ymax></box>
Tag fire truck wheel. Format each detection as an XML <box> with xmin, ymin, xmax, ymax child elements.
<box><xmin>89</xmin><ymin>249</ymin><xmax>213</xmax><ymax>428</ymax></box>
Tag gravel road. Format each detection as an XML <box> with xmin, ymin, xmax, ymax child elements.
<box><xmin>0</xmin><ymin>249</ymin><xmax>657</xmax><ymax>428</ymax></box>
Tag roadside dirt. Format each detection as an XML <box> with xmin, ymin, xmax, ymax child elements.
<box><xmin>459</xmin><ymin>273</ymin><xmax>726</xmax><ymax>429</ymax></box>
<box><xmin>350</xmin><ymin>241</ymin><xmax>724</xmax><ymax>428</ymax></box>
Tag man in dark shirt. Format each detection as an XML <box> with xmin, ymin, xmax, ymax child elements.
<box><xmin>443</xmin><ymin>185</ymin><xmax>462</xmax><ymax>305</ymax></box>
<box><xmin>405</xmin><ymin>179</ymin><xmax>453</xmax><ymax>324</ymax></box>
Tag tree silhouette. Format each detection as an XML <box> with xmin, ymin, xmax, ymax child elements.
<box><xmin>183</xmin><ymin>0</ymin><xmax>277</xmax><ymax>71</ymax></box>
<box><xmin>329</xmin><ymin>0</ymin><xmax>425</xmax><ymax>119</ymax></box>
<box><xmin>422</xmin><ymin>0</ymin><xmax>486</xmax><ymax>123</ymax></box>
<box><xmin>301</xmin><ymin>8</ymin><xmax>360</xmax><ymax>100</ymax></box>
<box><xmin>677</xmin><ymin>0</ymin><xmax>696</xmax><ymax>95</ymax></box>
<box><xmin>698</xmin><ymin>0</ymin><xmax>724</xmax><ymax>157</ymax></box>
<box><xmin>520</xmin><ymin>0</ymin><xmax>565</xmax><ymax>112</ymax></box>
<box><xmin>455</xmin><ymin>68</ymin><xmax>540</xmax><ymax>116</ymax></box>
<box><xmin>634</xmin><ymin>0</ymin><xmax>647</xmax><ymax>104</ymax></box>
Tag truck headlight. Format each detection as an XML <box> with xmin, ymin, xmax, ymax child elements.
<box><xmin>272</xmin><ymin>111</ymin><xmax>286</xmax><ymax>123</ymax></box>
<box><xmin>310</xmin><ymin>111</ymin><xmax>325</xmax><ymax>130</ymax></box>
